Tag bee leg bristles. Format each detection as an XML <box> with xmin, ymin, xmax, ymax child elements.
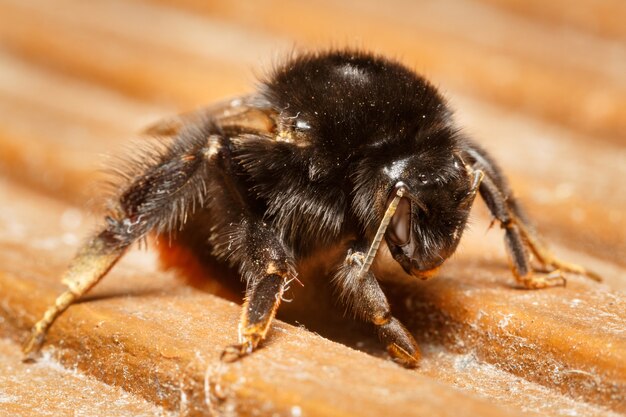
<box><xmin>23</xmin><ymin>122</ymin><xmax>223</xmax><ymax>360</ymax></box>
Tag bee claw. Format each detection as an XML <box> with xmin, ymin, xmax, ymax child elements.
<box><xmin>22</xmin><ymin>333</ymin><xmax>44</xmax><ymax>363</ymax></box>
<box><xmin>220</xmin><ymin>343</ymin><xmax>246</xmax><ymax>363</ymax></box>
<box><xmin>220</xmin><ymin>341</ymin><xmax>255</xmax><ymax>363</ymax></box>
<box><xmin>518</xmin><ymin>269</ymin><xmax>567</xmax><ymax>289</ymax></box>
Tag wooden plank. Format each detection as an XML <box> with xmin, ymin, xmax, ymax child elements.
<box><xmin>146</xmin><ymin>0</ymin><xmax>626</xmax><ymax>143</ymax></box>
<box><xmin>0</xmin><ymin>0</ymin><xmax>625</xmax><ymax>143</ymax></box>
<box><xmin>0</xmin><ymin>338</ymin><xmax>172</xmax><ymax>417</ymax></box>
<box><xmin>478</xmin><ymin>0</ymin><xmax>626</xmax><ymax>41</ymax></box>
<box><xmin>388</xmin><ymin>264</ymin><xmax>626</xmax><ymax>411</ymax></box>
<box><xmin>0</xmin><ymin>0</ymin><xmax>624</xmax><ymax>415</ymax></box>
<box><xmin>0</xmin><ymin>180</ymin><xmax>623</xmax><ymax>415</ymax></box>
<box><xmin>0</xmin><ymin>1</ymin><xmax>250</xmax><ymax>107</ymax></box>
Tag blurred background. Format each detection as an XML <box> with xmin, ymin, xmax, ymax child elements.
<box><xmin>0</xmin><ymin>1</ymin><xmax>625</xmax><ymax>416</ymax></box>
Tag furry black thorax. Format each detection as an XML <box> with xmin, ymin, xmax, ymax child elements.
<box><xmin>235</xmin><ymin>50</ymin><xmax>470</xmax><ymax>260</ymax></box>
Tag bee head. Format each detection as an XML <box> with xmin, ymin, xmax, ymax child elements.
<box><xmin>380</xmin><ymin>154</ymin><xmax>483</xmax><ymax>278</ymax></box>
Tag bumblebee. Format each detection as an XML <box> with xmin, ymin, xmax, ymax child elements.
<box><xmin>24</xmin><ymin>50</ymin><xmax>599</xmax><ymax>368</ymax></box>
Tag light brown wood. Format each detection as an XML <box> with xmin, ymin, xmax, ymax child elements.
<box><xmin>0</xmin><ymin>338</ymin><xmax>169</xmax><ymax>417</ymax></box>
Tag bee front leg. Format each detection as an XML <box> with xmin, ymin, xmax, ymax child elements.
<box><xmin>477</xmin><ymin>173</ymin><xmax>556</xmax><ymax>288</ymax></box>
<box><xmin>333</xmin><ymin>249</ymin><xmax>420</xmax><ymax>368</ymax></box>
<box><xmin>462</xmin><ymin>142</ymin><xmax>601</xmax><ymax>288</ymax></box>
<box><xmin>219</xmin><ymin>221</ymin><xmax>295</xmax><ymax>362</ymax></box>
<box><xmin>481</xmin><ymin>175</ymin><xmax>601</xmax><ymax>288</ymax></box>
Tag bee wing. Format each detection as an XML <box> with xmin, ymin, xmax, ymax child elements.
<box><xmin>142</xmin><ymin>95</ymin><xmax>276</xmax><ymax>138</ymax></box>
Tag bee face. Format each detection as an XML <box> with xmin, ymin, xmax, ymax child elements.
<box><xmin>381</xmin><ymin>152</ymin><xmax>476</xmax><ymax>277</ymax></box>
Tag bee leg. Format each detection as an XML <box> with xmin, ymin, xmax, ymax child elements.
<box><xmin>474</xmin><ymin>173</ymin><xmax>544</xmax><ymax>287</ymax></box>
<box><xmin>464</xmin><ymin>142</ymin><xmax>601</xmax><ymax>287</ymax></box>
<box><xmin>333</xmin><ymin>249</ymin><xmax>420</xmax><ymax>368</ymax></box>
<box><xmin>24</xmin><ymin>123</ymin><xmax>219</xmax><ymax>360</ymax></box>
<box><xmin>221</xmin><ymin>274</ymin><xmax>286</xmax><ymax>362</ymax></box>
<box><xmin>22</xmin><ymin>229</ymin><xmax>129</xmax><ymax>360</ymax></box>
<box><xmin>514</xmin><ymin>220</ymin><xmax>602</xmax><ymax>282</ymax></box>
<box><xmin>219</xmin><ymin>222</ymin><xmax>294</xmax><ymax>362</ymax></box>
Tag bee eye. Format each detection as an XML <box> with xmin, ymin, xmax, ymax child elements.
<box><xmin>387</xmin><ymin>195</ymin><xmax>411</xmax><ymax>246</ymax></box>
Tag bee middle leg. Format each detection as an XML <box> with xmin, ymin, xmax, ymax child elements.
<box><xmin>333</xmin><ymin>248</ymin><xmax>420</xmax><ymax>368</ymax></box>
<box><xmin>218</xmin><ymin>220</ymin><xmax>295</xmax><ymax>362</ymax></box>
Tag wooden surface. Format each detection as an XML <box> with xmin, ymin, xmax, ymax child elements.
<box><xmin>0</xmin><ymin>1</ymin><xmax>624</xmax><ymax>416</ymax></box>
<box><xmin>0</xmin><ymin>338</ymin><xmax>169</xmax><ymax>417</ymax></box>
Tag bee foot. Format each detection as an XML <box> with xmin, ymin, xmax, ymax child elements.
<box><xmin>377</xmin><ymin>317</ymin><xmax>421</xmax><ymax>369</ymax></box>
<box><xmin>518</xmin><ymin>270</ymin><xmax>567</xmax><ymax>289</ymax></box>
<box><xmin>540</xmin><ymin>257</ymin><xmax>603</xmax><ymax>283</ymax></box>
<box><xmin>387</xmin><ymin>342</ymin><xmax>421</xmax><ymax>369</ymax></box>
<box><xmin>220</xmin><ymin>341</ymin><xmax>255</xmax><ymax>363</ymax></box>
<box><xmin>22</xmin><ymin>331</ymin><xmax>45</xmax><ymax>362</ymax></box>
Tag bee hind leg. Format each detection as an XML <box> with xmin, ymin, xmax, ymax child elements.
<box><xmin>24</xmin><ymin>121</ymin><xmax>222</xmax><ymax>360</ymax></box>
<box><xmin>23</xmin><ymin>228</ymin><xmax>131</xmax><ymax>360</ymax></box>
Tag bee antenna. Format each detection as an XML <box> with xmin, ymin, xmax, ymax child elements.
<box><xmin>358</xmin><ymin>186</ymin><xmax>405</xmax><ymax>279</ymax></box>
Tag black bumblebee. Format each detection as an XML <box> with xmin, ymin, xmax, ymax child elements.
<box><xmin>24</xmin><ymin>50</ymin><xmax>599</xmax><ymax>368</ymax></box>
